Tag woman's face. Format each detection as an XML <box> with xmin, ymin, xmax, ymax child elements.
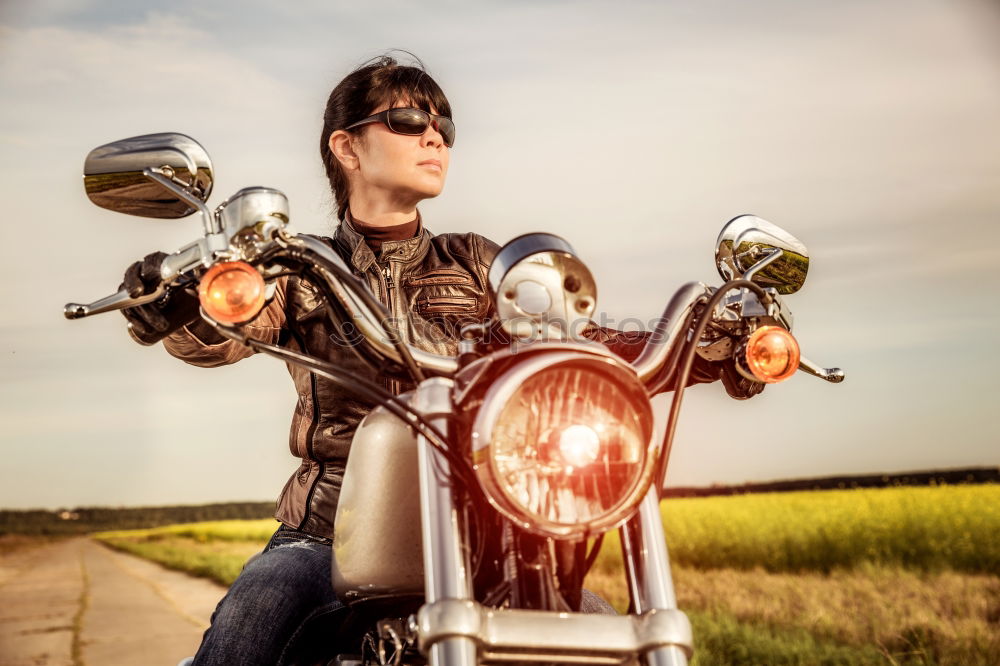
<box><xmin>349</xmin><ymin>100</ymin><xmax>451</xmax><ymax>207</ymax></box>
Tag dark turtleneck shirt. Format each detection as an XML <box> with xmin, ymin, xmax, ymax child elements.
<box><xmin>348</xmin><ymin>211</ymin><xmax>420</xmax><ymax>258</ymax></box>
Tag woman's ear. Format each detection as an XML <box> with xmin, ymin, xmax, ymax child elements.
<box><xmin>329</xmin><ymin>130</ymin><xmax>361</xmax><ymax>171</ymax></box>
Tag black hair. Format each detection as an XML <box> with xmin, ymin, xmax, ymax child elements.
<box><xmin>320</xmin><ymin>53</ymin><xmax>452</xmax><ymax>221</ymax></box>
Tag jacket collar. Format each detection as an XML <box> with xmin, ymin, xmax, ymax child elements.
<box><xmin>334</xmin><ymin>209</ymin><xmax>432</xmax><ymax>273</ymax></box>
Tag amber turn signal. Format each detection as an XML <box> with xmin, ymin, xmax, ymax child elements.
<box><xmin>198</xmin><ymin>261</ymin><xmax>266</xmax><ymax>324</ymax></box>
<box><xmin>744</xmin><ymin>325</ymin><xmax>800</xmax><ymax>383</ymax></box>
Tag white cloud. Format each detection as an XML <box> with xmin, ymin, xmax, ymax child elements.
<box><xmin>0</xmin><ymin>18</ymin><xmax>303</xmax><ymax>143</ymax></box>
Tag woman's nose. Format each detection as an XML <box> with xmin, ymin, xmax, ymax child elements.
<box><xmin>422</xmin><ymin>121</ymin><xmax>444</xmax><ymax>147</ymax></box>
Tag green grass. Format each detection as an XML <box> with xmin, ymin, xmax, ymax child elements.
<box><xmin>585</xmin><ymin>563</ymin><xmax>1000</xmax><ymax>665</ymax></box>
<box><xmin>580</xmin><ymin>485</ymin><xmax>1000</xmax><ymax>665</ymax></box>
<box><xmin>688</xmin><ymin>604</ymin><xmax>1000</xmax><ymax>665</ymax></box>
<box><xmin>689</xmin><ymin>609</ymin><xmax>888</xmax><ymax>665</ymax></box>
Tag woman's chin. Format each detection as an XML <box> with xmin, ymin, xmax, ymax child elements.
<box><xmin>412</xmin><ymin>179</ymin><xmax>445</xmax><ymax>200</ymax></box>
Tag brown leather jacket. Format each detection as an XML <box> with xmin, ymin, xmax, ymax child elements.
<box><xmin>163</xmin><ymin>216</ymin><xmax>507</xmax><ymax>536</ymax></box>
<box><xmin>162</xmin><ymin>217</ymin><xmax>720</xmax><ymax>537</ymax></box>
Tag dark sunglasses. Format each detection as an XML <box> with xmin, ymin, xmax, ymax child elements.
<box><xmin>344</xmin><ymin>108</ymin><xmax>456</xmax><ymax>147</ymax></box>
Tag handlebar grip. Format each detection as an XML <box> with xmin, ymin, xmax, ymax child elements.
<box><xmin>64</xmin><ymin>285</ymin><xmax>166</xmax><ymax>320</ymax></box>
<box><xmin>159</xmin><ymin>244</ymin><xmax>202</xmax><ymax>282</ymax></box>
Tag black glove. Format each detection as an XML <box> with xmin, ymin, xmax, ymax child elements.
<box><xmin>718</xmin><ymin>362</ymin><xmax>765</xmax><ymax>400</ymax></box>
<box><xmin>120</xmin><ymin>251</ymin><xmax>201</xmax><ymax>345</ymax></box>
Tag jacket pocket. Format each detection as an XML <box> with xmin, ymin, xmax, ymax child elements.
<box><xmin>404</xmin><ymin>268</ymin><xmax>475</xmax><ymax>287</ymax></box>
<box><xmin>417</xmin><ymin>295</ymin><xmax>478</xmax><ymax>315</ymax></box>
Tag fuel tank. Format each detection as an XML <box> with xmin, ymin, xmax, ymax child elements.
<box><xmin>332</xmin><ymin>394</ymin><xmax>424</xmax><ymax>601</ymax></box>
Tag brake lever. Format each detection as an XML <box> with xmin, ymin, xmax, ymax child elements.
<box><xmin>798</xmin><ymin>355</ymin><xmax>845</xmax><ymax>383</ymax></box>
<box><xmin>64</xmin><ymin>243</ymin><xmax>206</xmax><ymax>320</ymax></box>
<box><xmin>64</xmin><ymin>285</ymin><xmax>167</xmax><ymax>319</ymax></box>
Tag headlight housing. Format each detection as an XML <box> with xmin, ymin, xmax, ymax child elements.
<box><xmin>471</xmin><ymin>351</ymin><xmax>655</xmax><ymax>539</ymax></box>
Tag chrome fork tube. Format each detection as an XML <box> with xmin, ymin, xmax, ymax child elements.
<box><xmin>620</xmin><ymin>488</ymin><xmax>690</xmax><ymax>666</ymax></box>
<box><xmin>414</xmin><ymin>377</ymin><xmax>477</xmax><ymax>666</ymax></box>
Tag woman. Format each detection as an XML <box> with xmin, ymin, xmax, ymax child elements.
<box><xmin>122</xmin><ymin>54</ymin><xmax>721</xmax><ymax>665</ymax></box>
<box><xmin>125</xmin><ymin>54</ymin><xmax>527</xmax><ymax>665</ymax></box>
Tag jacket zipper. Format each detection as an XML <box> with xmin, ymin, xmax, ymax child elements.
<box><xmin>382</xmin><ymin>264</ymin><xmax>394</xmax><ymax>293</ymax></box>
<box><xmin>299</xmin><ymin>373</ymin><xmax>325</xmax><ymax>531</ymax></box>
<box><xmin>376</xmin><ymin>262</ymin><xmax>401</xmax><ymax>396</ymax></box>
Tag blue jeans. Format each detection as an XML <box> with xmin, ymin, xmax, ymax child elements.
<box><xmin>191</xmin><ymin>526</ymin><xmax>617</xmax><ymax>664</ymax></box>
<box><xmin>192</xmin><ymin>525</ymin><xmax>343</xmax><ymax>665</ymax></box>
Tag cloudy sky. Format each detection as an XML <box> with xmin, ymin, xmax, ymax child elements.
<box><xmin>1</xmin><ymin>0</ymin><xmax>998</xmax><ymax>509</ymax></box>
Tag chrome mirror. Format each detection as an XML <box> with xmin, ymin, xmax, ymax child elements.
<box><xmin>715</xmin><ymin>214</ymin><xmax>809</xmax><ymax>295</ymax></box>
<box><xmin>489</xmin><ymin>234</ymin><xmax>597</xmax><ymax>342</ymax></box>
<box><xmin>83</xmin><ymin>132</ymin><xmax>213</xmax><ymax>218</ymax></box>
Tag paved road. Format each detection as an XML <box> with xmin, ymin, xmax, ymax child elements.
<box><xmin>0</xmin><ymin>538</ymin><xmax>228</xmax><ymax>665</ymax></box>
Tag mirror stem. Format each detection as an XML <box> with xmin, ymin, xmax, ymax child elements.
<box><xmin>143</xmin><ymin>168</ymin><xmax>219</xmax><ymax>235</ymax></box>
<box><xmin>742</xmin><ymin>248</ymin><xmax>784</xmax><ymax>282</ymax></box>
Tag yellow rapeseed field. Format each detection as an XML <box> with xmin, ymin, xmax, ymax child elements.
<box><xmin>96</xmin><ymin>518</ymin><xmax>277</xmax><ymax>544</ymax></box>
<box><xmin>591</xmin><ymin>484</ymin><xmax>1000</xmax><ymax>574</ymax></box>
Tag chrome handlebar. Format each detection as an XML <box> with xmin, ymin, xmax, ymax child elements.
<box><xmin>64</xmin><ymin>231</ymin><xmax>842</xmax><ymax>386</ymax></box>
<box><xmin>293</xmin><ymin>237</ymin><xmax>724</xmax><ymax>382</ymax></box>
<box><xmin>290</xmin><ymin>235</ymin><xmax>460</xmax><ymax>377</ymax></box>
<box><xmin>631</xmin><ymin>282</ymin><xmax>711</xmax><ymax>384</ymax></box>
<box><xmin>631</xmin><ymin>282</ymin><xmax>845</xmax><ymax>384</ymax></box>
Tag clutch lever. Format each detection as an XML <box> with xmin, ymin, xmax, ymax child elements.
<box><xmin>798</xmin><ymin>355</ymin><xmax>845</xmax><ymax>383</ymax></box>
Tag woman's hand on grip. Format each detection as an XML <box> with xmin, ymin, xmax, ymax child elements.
<box><xmin>119</xmin><ymin>251</ymin><xmax>201</xmax><ymax>345</ymax></box>
<box><xmin>717</xmin><ymin>362</ymin><xmax>765</xmax><ymax>400</ymax></box>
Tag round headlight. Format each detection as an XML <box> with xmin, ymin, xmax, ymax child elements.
<box><xmin>471</xmin><ymin>351</ymin><xmax>655</xmax><ymax>539</ymax></box>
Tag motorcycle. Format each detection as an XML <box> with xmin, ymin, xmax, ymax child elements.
<box><xmin>65</xmin><ymin>132</ymin><xmax>844</xmax><ymax>666</ymax></box>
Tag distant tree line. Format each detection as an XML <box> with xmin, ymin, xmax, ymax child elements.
<box><xmin>663</xmin><ymin>466</ymin><xmax>999</xmax><ymax>498</ymax></box>
<box><xmin>0</xmin><ymin>501</ymin><xmax>275</xmax><ymax>536</ymax></box>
